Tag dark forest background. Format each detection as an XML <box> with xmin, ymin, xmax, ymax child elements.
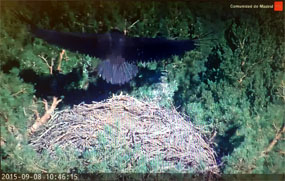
<box><xmin>0</xmin><ymin>0</ymin><xmax>284</xmax><ymax>174</ymax></box>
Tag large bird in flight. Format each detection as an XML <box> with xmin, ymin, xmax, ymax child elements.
<box><xmin>17</xmin><ymin>14</ymin><xmax>200</xmax><ymax>85</ymax></box>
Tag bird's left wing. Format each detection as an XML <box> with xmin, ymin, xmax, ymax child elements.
<box><xmin>15</xmin><ymin>12</ymin><xmax>111</xmax><ymax>58</ymax></box>
<box><xmin>30</xmin><ymin>28</ymin><xmax>111</xmax><ymax>59</ymax></box>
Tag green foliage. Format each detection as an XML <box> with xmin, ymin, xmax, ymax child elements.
<box><xmin>215</xmin><ymin>16</ymin><xmax>284</xmax><ymax>173</ymax></box>
<box><xmin>130</xmin><ymin>63</ymin><xmax>179</xmax><ymax>108</ymax></box>
<box><xmin>0</xmin><ymin>69</ymin><xmax>34</xmax><ymax>129</ymax></box>
<box><xmin>168</xmin><ymin>10</ymin><xmax>284</xmax><ymax>173</ymax></box>
<box><xmin>0</xmin><ymin>68</ymin><xmax>36</xmax><ymax>172</ymax></box>
<box><xmin>0</xmin><ymin>0</ymin><xmax>284</xmax><ymax>174</ymax></box>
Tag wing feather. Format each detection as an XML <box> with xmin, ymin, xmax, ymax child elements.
<box><xmin>98</xmin><ymin>58</ymin><xmax>138</xmax><ymax>85</ymax></box>
<box><xmin>31</xmin><ymin>27</ymin><xmax>111</xmax><ymax>59</ymax></box>
<box><xmin>123</xmin><ymin>36</ymin><xmax>198</xmax><ymax>62</ymax></box>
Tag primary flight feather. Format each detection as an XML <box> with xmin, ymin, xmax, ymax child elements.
<box><xmin>17</xmin><ymin>14</ymin><xmax>199</xmax><ymax>85</ymax></box>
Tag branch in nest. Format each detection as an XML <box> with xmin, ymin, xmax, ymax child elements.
<box><xmin>32</xmin><ymin>109</ymin><xmax>40</xmax><ymax>121</ymax></box>
<box><xmin>260</xmin><ymin>124</ymin><xmax>285</xmax><ymax>157</ymax></box>
<box><xmin>28</xmin><ymin>97</ymin><xmax>62</xmax><ymax>136</ymax></box>
<box><xmin>209</xmin><ymin>130</ymin><xmax>217</xmax><ymax>143</ymax></box>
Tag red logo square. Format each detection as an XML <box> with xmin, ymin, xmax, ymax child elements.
<box><xmin>274</xmin><ymin>1</ymin><xmax>283</xmax><ymax>11</ymax></box>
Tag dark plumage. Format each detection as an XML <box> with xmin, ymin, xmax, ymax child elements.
<box><xmin>17</xmin><ymin>14</ymin><xmax>199</xmax><ymax>85</ymax></box>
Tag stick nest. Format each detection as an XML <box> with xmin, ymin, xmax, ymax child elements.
<box><xmin>29</xmin><ymin>94</ymin><xmax>219</xmax><ymax>174</ymax></box>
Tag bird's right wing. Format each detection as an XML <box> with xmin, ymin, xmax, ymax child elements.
<box><xmin>123</xmin><ymin>36</ymin><xmax>198</xmax><ymax>62</ymax></box>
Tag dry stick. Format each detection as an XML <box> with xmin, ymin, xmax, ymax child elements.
<box><xmin>12</xmin><ymin>88</ymin><xmax>26</xmax><ymax>97</ymax></box>
<box><xmin>260</xmin><ymin>124</ymin><xmax>285</xmax><ymax>157</ymax></box>
<box><xmin>57</xmin><ymin>49</ymin><xmax>66</xmax><ymax>72</ymax></box>
<box><xmin>32</xmin><ymin>109</ymin><xmax>40</xmax><ymax>122</ymax></box>
<box><xmin>1</xmin><ymin>137</ymin><xmax>6</xmax><ymax>147</ymax></box>
<box><xmin>277</xmin><ymin>80</ymin><xmax>285</xmax><ymax>102</ymax></box>
<box><xmin>28</xmin><ymin>97</ymin><xmax>62</xmax><ymax>136</ymax></box>
<box><xmin>124</xmin><ymin>19</ymin><xmax>139</xmax><ymax>35</ymax></box>
<box><xmin>0</xmin><ymin>112</ymin><xmax>8</xmax><ymax>122</ymax></box>
<box><xmin>38</xmin><ymin>55</ymin><xmax>54</xmax><ymax>75</ymax></box>
<box><xmin>278</xmin><ymin>150</ymin><xmax>285</xmax><ymax>155</ymax></box>
<box><xmin>238</xmin><ymin>59</ymin><xmax>263</xmax><ymax>84</ymax></box>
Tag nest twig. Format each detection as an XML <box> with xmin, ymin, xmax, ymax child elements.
<box><xmin>28</xmin><ymin>97</ymin><xmax>62</xmax><ymax>135</ymax></box>
<box><xmin>29</xmin><ymin>94</ymin><xmax>219</xmax><ymax>174</ymax></box>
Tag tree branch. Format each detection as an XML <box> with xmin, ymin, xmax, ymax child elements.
<box><xmin>260</xmin><ymin>124</ymin><xmax>285</xmax><ymax>157</ymax></box>
<box><xmin>38</xmin><ymin>55</ymin><xmax>54</xmax><ymax>75</ymax></box>
<box><xmin>28</xmin><ymin>97</ymin><xmax>62</xmax><ymax>136</ymax></box>
<box><xmin>12</xmin><ymin>88</ymin><xmax>26</xmax><ymax>97</ymax></box>
<box><xmin>57</xmin><ymin>49</ymin><xmax>66</xmax><ymax>72</ymax></box>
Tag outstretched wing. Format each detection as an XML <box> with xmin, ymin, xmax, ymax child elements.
<box><xmin>123</xmin><ymin>36</ymin><xmax>198</xmax><ymax>62</ymax></box>
<box><xmin>30</xmin><ymin>28</ymin><xmax>111</xmax><ymax>59</ymax></box>
<box><xmin>16</xmin><ymin>12</ymin><xmax>112</xmax><ymax>59</ymax></box>
<box><xmin>17</xmin><ymin>12</ymin><xmax>200</xmax><ymax>85</ymax></box>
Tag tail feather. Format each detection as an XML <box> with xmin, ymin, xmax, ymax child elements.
<box><xmin>98</xmin><ymin>59</ymin><xmax>138</xmax><ymax>85</ymax></box>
